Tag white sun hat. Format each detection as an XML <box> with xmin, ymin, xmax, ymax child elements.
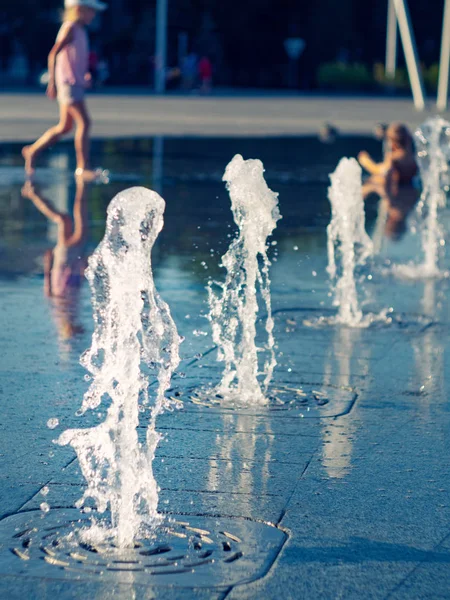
<box><xmin>65</xmin><ymin>0</ymin><xmax>107</xmax><ymax>11</ymax></box>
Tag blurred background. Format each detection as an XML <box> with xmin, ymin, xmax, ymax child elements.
<box><xmin>0</xmin><ymin>0</ymin><xmax>446</xmax><ymax>93</ymax></box>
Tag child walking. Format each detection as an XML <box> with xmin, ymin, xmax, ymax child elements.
<box><xmin>22</xmin><ymin>0</ymin><xmax>107</xmax><ymax>179</ymax></box>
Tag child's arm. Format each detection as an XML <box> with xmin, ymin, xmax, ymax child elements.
<box><xmin>47</xmin><ymin>23</ymin><xmax>74</xmax><ymax>99</ymax></box>
<box><xmin>358</xmin><ymin>151</ymin><xmax>392</xmax><ymax>176</ymax></box>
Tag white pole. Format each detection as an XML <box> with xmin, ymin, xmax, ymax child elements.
<box><xmin>386</xmin><ymin>0</ymin><xmax>397</xmax><ymax>78</ymax></box>
<box><xmin>154</xmin><ymin>0</ymin><xmax>168</xmax><ymax>94</ymax></box>
<box><xmin>392</xmin><ymin>0</ymin><xmax>426</xmax><ymax>110</ymax></box>
<box><xmin>437</xmin><ymin>0</ymin><xmax>450</xmax><ymax>111</ymax></box>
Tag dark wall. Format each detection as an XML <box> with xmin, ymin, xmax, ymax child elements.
<box><xmin>0</xmin><ymin>0</ymin><xmax>445</xmax><ymax>87</ymax></box>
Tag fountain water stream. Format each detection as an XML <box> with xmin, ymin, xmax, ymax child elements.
<box><xmin>391</xmin><ymin>117</ymin><xmax>450</xmax><ymax>278</ymax></box>
<box><xmin>326</xmin><ymin>158</ymin><xmax>373</xmax><ymax>326</ymax></box>
<box><xmin>414</xmin><ymin>116</ymin><xmax>450</xmax><ymax>276</ymax></box>
<box><xmin>57</xmin><ymin>187</ymin><xmax>181</xmax><ymax>548</ymax></box>
<box><xmin>207</xmin><ymin>154</ymin><xmax>281</xmax><ymax>404</ymax></box>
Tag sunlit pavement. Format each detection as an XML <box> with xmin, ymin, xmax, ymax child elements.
<box><xmin>1</xmin><ymin>91</ymin><xmax>450</xmax><ymax>141</ymax></box>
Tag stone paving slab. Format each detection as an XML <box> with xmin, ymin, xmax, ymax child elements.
<box><xmin>157</xmin><ymin>411</ymin><xmax>322</xmax><ymax>436</ymax></box>
<box><xmin>19</xmin><ymin>484</ymin><xmax>288</xmax><ymax>525</ymax></box>
<box><xmin>0</xmin><ymin>93</ymin><xmax>449</xmax><ymax>142</ymax></box>
<box><xmin>49</xmin><ymin>454</ymin><xmax>312</xmax><ymax>497</ymax></box>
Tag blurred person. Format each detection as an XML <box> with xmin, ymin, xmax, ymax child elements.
<box><xmin>358</xmin><ymin>122</ymin><xmax>417</xmax><ymax>186</ymax></box>
<box><xmin>96</xmin><ymin>58</ymin><xmax>109</xmax><ymax>85</ymax></box>
<box><xmin>21</xmin><ymin>175</ymin><xmax>89</xmax><ymax>340</ymax></box>
<box><xmin>363</xmin><ymin>177</ymin><xmax>418</xmax><ymax>241</ymax></box>
<box><xmin>318</xmin><ymin>122</ymin><xmax>339</xmax><ymax>144</ymax></box>
<box><xmin>198</xmin><ymin>55</ymin><xmax>212</xmax><ymax>93</ymax></box>
<box><xmin>181</xmin><ymin>51</ymin><xmax>198</xmax><ymax>90</ymax></box>
<box><xmin>22</xmin><ymin>0</ymin><xmax>107</xmax><ymax>180</ymax></box>
<box><xmin>359</xmin><ymin>123</ymin><xmax>418</xmax><ymax>240</ymax></box>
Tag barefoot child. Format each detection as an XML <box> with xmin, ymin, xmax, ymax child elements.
<box><xmin>359</xmin><ymin>123</ymin><xmax>418</xmax><ymax>240</ymax></box>
<box><xmin>22</xmin><ymin>0</ymin><xmax>107</xmax><ymax>179</ymax></box>
<box><xmin>358</xmin><ymin>122</ymin><xmax>417</xmax><ymax>187</ymax></box>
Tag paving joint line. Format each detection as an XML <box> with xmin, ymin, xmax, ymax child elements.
<box><xmin>384</xmin><ymin>528</ymin><xmax>450</xmax><ymax>599</ymax></box>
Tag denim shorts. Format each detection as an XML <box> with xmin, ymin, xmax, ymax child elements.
<box><xmin>57</xmin><ymin>83</ymin><xmax>85</xmax><ymax>105</ymax></box>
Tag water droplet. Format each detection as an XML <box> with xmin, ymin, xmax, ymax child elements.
<box><xmin>41</xmin><ymin>486</ymin><xmax>49</xmax><ymax>496</ymax></box>
<box><xmin>40</xmin><ymin>502</ymin><xmax>50</xmax><ymax>513</ymax></box>
<box><xmin>367</xmin><ymin>274</ymin><xmax>373</xmax><ymax>280</ymax></box>
<box><xmin>293</xmin><ymin>246</ymin><xmax>299</xmax><ymax>251</ymax></box>
<box><xmin>312</xmin><ymin>271</ymin><xmax>317</xmax><ymax>277</ymax></box>
<box><xmin>271</xmin><ymin>240</ymin><xmax>277</xmax><ymax>246</ymax></box>
<box><xmin>47</xmin><ymin>418</ymin><xmax>59</xmax><ymax>430</ymax></box>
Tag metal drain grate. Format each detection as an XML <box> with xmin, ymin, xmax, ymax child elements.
<box><xmin>169</xmin><ymin>383</ymin><xmax>356</xmax><ymax>418</ymax></box>
<box><xmin>0</xmin><ymin>509</ymin><xmax>287</xmax><ymax>587</ymax></box>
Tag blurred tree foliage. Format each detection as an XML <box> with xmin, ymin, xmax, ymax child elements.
<box><xmin>0</xmin><ymin>0</ymin><xmax>445</xmax><ymax>87</ymax></box>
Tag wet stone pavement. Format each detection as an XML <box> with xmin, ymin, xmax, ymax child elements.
<box><xmin>1</xmin><ymin>137</ymin><xmax>450</xmax><ymax>598</ymax></box>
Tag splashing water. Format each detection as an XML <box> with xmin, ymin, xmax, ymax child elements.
<box><xmin>57</xmin><ymin>187</ymin><xmax>181</xmax><ymax>548</ymax></box>
<box><xmin>413</xmin><ymin>116</ymin><xmax>450</xmax><ymax>277</ymax></box>
<box><xmin>207</xmin><ymin>154</ymin><xmax>281</xmax><ymax>404</ymax></box>
<box><xmin>326</xmin><ymin>158</ymin><xmax>373</xmax><ymax>326</ymax></box>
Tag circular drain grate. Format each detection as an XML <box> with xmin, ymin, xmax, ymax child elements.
<box><xmin>0</xmin><ymin>509</ymin><xmax>286</xmax><ymax>588</ymax></box>
<box><xmin>168</xmin><ymin>383</ymin><xmax>356</xmax><ymax>417</ymax></box>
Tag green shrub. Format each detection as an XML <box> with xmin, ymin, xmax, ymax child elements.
<box><xmin>317</xmin><ymin>62</ymin><xmax>373</xmax><ymax>90</ymax></box>
<box><xmin>423</xmin><ymin>63</ymin><xmax>439</xmax><ymax>92</ymax></box>
<box><xmin>373</xmin><ymin>62</ymin><xmax>409</xmax><ymax>90</ymax></box>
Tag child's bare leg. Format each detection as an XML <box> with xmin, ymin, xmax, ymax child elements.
<box><xmin>69</xmin><ymin>177</ymin><xmax>88</xmax><ymax>244</ymax></box>
<box><xmin>21</xmin><ymin>181</ymin><xmax>72</xmax><ymax>243</ymax></box>
<box><xmin>68</xmin><ymin>101</ymin><xmax>91</xmax><ymax>175</ymax></box>
<box><xmin>22</xmin><ymin>105</ymin><xmax>73</xmax><ymax>175</ymax></box>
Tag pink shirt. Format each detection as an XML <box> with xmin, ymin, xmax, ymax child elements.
<box><xmin>55</xmin><ymin>22</ymin><xmax>89</xmax><ymax>87</ymax></box>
